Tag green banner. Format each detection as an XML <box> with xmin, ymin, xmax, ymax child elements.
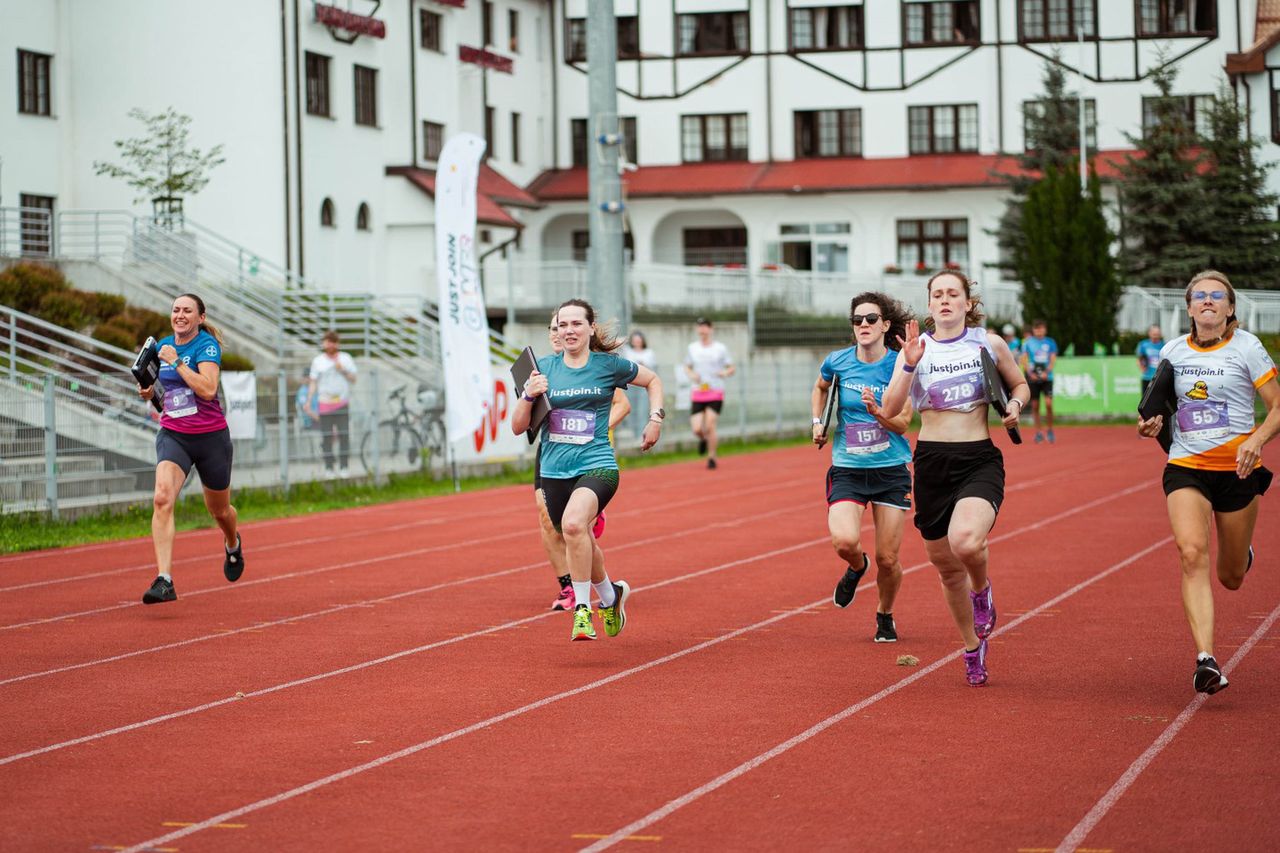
<box><xmin>1032</xmin><ymin>356</ymin><xmax>1143</xmax><ymax>415</ymax></box>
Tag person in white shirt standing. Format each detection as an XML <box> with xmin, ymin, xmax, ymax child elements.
<box><xmin>684</xmin><ymin>317</ymin><xmax>735</xmax><ymax>469</ymax></box>
<box><xmin>308</xmin><ymin>330</ymin><xmax>358</xmax><ymax>477</ymax></box>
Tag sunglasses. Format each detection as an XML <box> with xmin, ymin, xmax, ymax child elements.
<box><xmin>851</xmin><ymin>313</ymin><xmax>882</xmax><ymax>326</ymax></box>
<box><xmin>1191</xmin><ymin>290</ymin><xmax>1228</xmax><ymax>303</ymax></box>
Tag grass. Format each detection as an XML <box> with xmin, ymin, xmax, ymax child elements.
<box><xmin>0</xmin><ymin>432</ymin><xmax>811</xmax><ymax>555</ymax></box>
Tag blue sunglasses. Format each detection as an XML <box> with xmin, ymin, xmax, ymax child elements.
<box><xmin>1190</xmin><ymin>290</ymin><xmax>1228</xmax><ymax>303</ymax></box>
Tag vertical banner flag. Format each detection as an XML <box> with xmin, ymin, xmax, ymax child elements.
<box><xmin>434</xmin><ymin>133</ymin><xmax>491</xmax><ymax>443</ymax></box>
<box><xmin>221</xmin><ymin>371</ymin><xmax>258</xmax><ymax>440</ymax></box>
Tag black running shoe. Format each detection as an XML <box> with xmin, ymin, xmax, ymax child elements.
<box><xmin>223</xmin><ymin>534</ymin><xmax>244</xmax><ymax>582</ymax></box>
<box><xmin>833</xmin><ymin>554</ymin><xmax>869</xmax><ymax>609</ymax></box>
<box><xmin>707</xmin><ymin>458</ymin><xmax>717</xmax><ymax>470</ymax></box>
<box><xmin>142</xmin><ymin>576</ymin><xmax>176</xmax><ymax>604</ymax></box>
<box><xmin>1247</xmin><ymin>545</ymin><xmax>1254</xmax><ymax>574</ymax></box>
<box><xmin>1194</xmin><ymin>655</ymin><xmax>1229</xmax><ymax>695</ymax></box>
<box><xmin>874</xmin><ymin>612</ymin><xmax>898</xmax><ymax>643</ymax></box>
<box><xmin>697</xmin><ymin>438</ymin><xmax>707</xmax><ymax>455</ymax></box>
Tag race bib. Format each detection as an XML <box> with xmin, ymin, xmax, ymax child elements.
<box><xmin>927</xmin><ymin>373</ymin><xmax>984</xmax><ymax>410</ymax></box>
<box><xmin>1176</xmin><ymin>400</ymin><xmax>1229</xmax><ymax>439</ymax></box>
<box><xmin>844</xmin><ymin>423</ymin><xmax>889</xmax><ymax>455</ymax></box>
<box><xmin>163</xmin><ymin>387</ymin><xmax>198</xmax><ymax>419</ymax></box>
<box><xmin>548</xmin><ymin>409</ymin><xmax>596</xmax><ymax>445</ymax></box>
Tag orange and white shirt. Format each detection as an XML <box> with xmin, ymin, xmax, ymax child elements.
<box><xmin>1163</xmin><ymin>329</ymin><xmax>1277</xmax><ymax>471</ymax></box>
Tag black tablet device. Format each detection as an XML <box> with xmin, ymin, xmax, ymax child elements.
<box><xmin>131</xmin><ymin>337</ymin><xmax>163</xmax><ymax>413</ymax></box>
<box><xmin>510</xmin><ymin>346</ymin><xmax>551</xmax><ymax>443</ymax></box>
<box><xmin>1138</xmin><ymin>358</ymin><xmax>1175</xmax><ymax>452</ymax></box>
<box><xmin>818</xmin><ymin>381</ymin><xmax>839</xmax><ymax>445</ymax></box>
<box><xmin>980</xmin><ymin>348</ymin><xmax>1022</xmax><ymax>445</ymax></box>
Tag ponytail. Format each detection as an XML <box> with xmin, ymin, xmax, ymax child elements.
<box><xmin>176</xmin><ymin>292</ymin><xmax>224</xmax><ymax>346</ymax></box>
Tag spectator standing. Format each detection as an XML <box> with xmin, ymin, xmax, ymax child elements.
<box><xmin>308</xmin><ymin>330</ymin><xmax>358</xmax><ymax>477</ymax></box>
<box><xmin>622</xmin><ymin>330</ymin><xmax>658</xmax><ymax>437</ymax></box>
<box><xmin>1136</xmin><ymin>324</ymin><xmax>1165</xmax><ymax>397</ymax></box>
<box><xmin>1021</xmin><ymin>319</ymin><xmax>1058</xmax><ymax>444</ymax></box>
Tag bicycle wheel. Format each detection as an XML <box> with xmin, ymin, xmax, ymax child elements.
<box><xmin>361</xmin><ymin>422</ymin><xmax>426</xmax><ymax>476</ymax></box>
<box><xmin>422</xmin><ymin>416</ymin><xmax>447</xmax><ymax>462</ymax></box>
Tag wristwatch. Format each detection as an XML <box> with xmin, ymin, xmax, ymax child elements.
<box><xmin>812</xmin><ymin>417</ymin><xmax>822</xmax><ymax>425</ymax></box>
<box><xmin>650</xmin><ymin>408</ymin><xmax>665</xmax><ymax>421</ymax></box>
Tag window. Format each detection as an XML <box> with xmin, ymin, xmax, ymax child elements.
<box><xmin>485</xmin><ymin>106</ymin><xmax>496</xmax><ymax>157</ymax></box>
<box><xmin>903</xmin><ymin>1</ymin><xmax>980</xmax><ymax>46</ymax></box>
<box><xmin>1019</xmin><ymin>0</ymin><xmax>1095</xmax><ymax>40</ymax></box>
<box><xmin>508</xmin><ymin>10</ymin><xmax>519</xmax><ymax>52</ymax></box>
<box><xmin>17</xmin><ymin>50</ymin><xmax>52</xmax><ymax>116</ymax></box>
<box><xmin>677</xmin><ymin>12</ymin><xmax>749</xmax><ymax>55</ymax></box>
<box><xmin>681</xmin><ymin>114</ymin><xmax>748</xmax><ymax>162</ymax></box>
<box><xmin>1138</xmin><ymin>0</ymin><xmax>1216</xmax><ymax>37</ymax></box>
<box><xmin>424</xmin><ymin>121</ymin><xmax>445</xmax><ymax>161</ymax></box>
<box><xmin>790</xmin><ymin>6</ymin><xmax>864</xmax><ymax>50</ymax></box>
<box><xmin>571</xmin><ymin>229</ymin><xmax>635</xmax><ymax>263</ymax></box>
<box><xmin>571</xmin><ymin>116</ymin><xmax>637</xmax><ymax>166</ymax></box>
<box><xmin>320</xmin><ymin>198</ymin><xmax>335</xmax><ymax>228</ymax></box>
<box><xmin>908</xmin><ymin>104</ymin><xmax>979</xmax><ymax>154</ymax></box>
<box><xmin>1272</xmin><ymin>83</ymin><xmax>1280</xmax><ymax>145</ymax></box>
<box><xmin>1023</xmin><ymin>99</ymin><xmax>1096</xmax><ymax>151</ymax></box>
<box><xmin>511</xmin><ymin>112</ymin><xmax>521</xmax><ymax>163</ymax></box>
<box><xmin>421</xmin><ymin>10</ymin><xmax>442</xmax><ymax>52</ymax></box>
<box><xmin>565</xmin><ymin>16</ymin><xmax>641</xmax><ymax>62</ymax></box>
<box><xmin>19</xmin><ymin>194</ymin><xmax>54</xmax><ymax>256</ymax></box>
<box><xmin>775</xmin><ymin>222</ymin><xmax>851</xmax><ymax>272</ymax></box>
<box><xmin>795</xmin><ymin>109</ymin><xmax>862</xmax><ymax>157</ymax></box>
<box><xmin>1142</xmin><ymin>94</ymin><xmax>1213</xmax><ymax>138</ymax></box>
<box><xmin>356</xmin><ymin>203</ymin><xmax>370</xmax><ymax>231</ymax></box>
<box><xmin>305</xmin><ymin>52</ymin><xmax>331</xmax><ymax>117</ymax></box>
<box><xmin>683</xmin><ymin>228</ymin><xmax>748</xmax><ymax>266</ymax></box>
<box><xmin>482</xmin><ymin>1</ymin><xmax>494</xmax><ymax>45</ymax></box>
<box><xmin>896</xmin><ymin>219</ymin><xmax>969</xmax><ymax>270</ymax></box>
<box><xmin>353</xmin><ymin>65</ymin><xmax>377</xmax><ymax>126</ymax></box>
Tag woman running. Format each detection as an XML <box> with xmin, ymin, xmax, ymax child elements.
<box><xmin>533</xmin><ymin>312</ymin><xmax>630</xmax><ymax>611</ymax></box>
<box><xmin>1138</xmin><ymin>270</ymin><xmax>1280</xmax><ymax>695</ymax></box>
<box><xmin>811</xmin><ymin>292</ymin><xmax>914</xmax><ymax>643</ymax></box>
<box><xmin>514</xmin><ymin>299</ymin><xmax>664</xmax><ymax>640</ymax></box>
<box><xmin>136</xmin><ymin>293</ymin><xmax>243</xmax><ymax>604</ymax></box>
<box><xmin>879</xmin><ymin>272</ymin><xmax>1027</xmax><ymax>685</ymax></box>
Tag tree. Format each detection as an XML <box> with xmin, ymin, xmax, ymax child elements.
<box><xmin>1199</xmin><ymin>80</ymin><xmax>1280</xmax><ymax>288</ymax></box>
<box><xmin>93</xmin><ymin>107</ymin><xmax>225</xmax><ymax>219</ymax></box>
<box><xmin>1017</xmin><ymin>163</ymin><xmax>1121</xmax><ymax>353</ymax></box>
<box><xmin>1116</xmin><ymin>62</ymin><xmax>1212</xmax><ymax>288</ymax></box>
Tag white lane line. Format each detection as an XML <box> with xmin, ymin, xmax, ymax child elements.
<box><xmin>580</xmin><ymin>535</ymin><xmax>1173</xmax><ymax>853</ymax></box>
<box><xmin>0</xmin><ymin>504</ymin><xmax>811</xmax><ymax>687</ymax></box>
<box><xmin>1054</xmin><ymin>598</ymin><xmax>1280</xmax><ymax>853</ymax></box>
<box><xmin>114</xmin><ymin>525</ymin><xmax>1169</xmax><ymax>853</ymax></box>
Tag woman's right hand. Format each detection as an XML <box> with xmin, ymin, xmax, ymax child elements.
<box><xmin>1137</xmin><ymin>414</ymin><xmax>1163</xmax><ymax>438</ymax></box>
<box><xmin>523</xmin><ymin>370</ymin><xmax>548</xmax><ymax>399</ymax></box>
<box><xmin>812</xmin><ymin>422</ymin><xmax>826</xmax><ymax>448</ymax></box>
<box><xmin>138</xmin><ymin>383</ymin><xmax>154</xmax><ymax>401</ymax></box>
<box><xmin>896</xmin><ymin>319</ymin><xmax>925</xmax><ymax>367</ymax></box>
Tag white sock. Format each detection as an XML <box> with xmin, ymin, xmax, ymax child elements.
<box><xmin>158</xmin><ymin>572</ymin><xmax>171</xmax><ymax>581</ymax></box>
<box><xmin>594</xmin><ymin>575</ymin><xmax>616</xmax><ymax>608</ymax></box>
<box><xmin>572</xmin><ymin>580</ymin><xmax>593</xmax><ymax>610</ymax></box>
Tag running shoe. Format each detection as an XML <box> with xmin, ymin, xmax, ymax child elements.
<box><xmin>1194</xmin><ymin>655</ymin><xmax>1228</xmax><ymax>694</ymax></box>
<box><xmin>571</xmin><ymin>604</ymin><xmax>596</xmax><ymax>641</ymax></box>
<box><xmin>142</xmin><ymin>576</ymin><xmax>176</xmax><ymax>605</ymax></box>
<box><xmin>874</xmin><ymin>612</ymin><xmax>898</xmax><ymax>643</ymax></box>
<box><xmin>833</xmin><ymin>554</ymin><xmax>870</xmax><ymax>609</ymax></box>
<box><xmin>1034</xmin><ymin>432</ymin><xmax>1044</xmax><ymax>444</ymax></box>
<box><xmin>223</xmin><ymin>534</ymin><xmax>244</xmax><ymax>582</ymax></box>
<box><xmin>698</xmin><ymin>438</ymin><xmax>708</xmax><ymax>455</ymax></box>
<box><xmin>1247</xmin><ymin>545</ymin><xmax>1255</xmax><ymax>574</ymax></box>
<box><xmin>971</xmin><ymin>583</ymin><xmax>996</xmax><ymax>639</ymax></box>
<box><xmin>600</xmin><ymin>580</ymin><xmax>630</xmax><ymax>637</ymax></box>
<box><xmin>551</xmin><ymin>584</ymin><xmax>576</xmax><ymax>611</ymax></box>
<box><xmin>963</xmin><ymin>638</ymin><xmax>988</xmax><ymax>686</ymax></box>
<box><xmin>707</xmin><ymin>458</ymin><xmax>717</xmax><ymax>470</ymax></box>
<box><xmin>1047</xmin><ymin>430</ymin><xmax>1056</xmax><ymax>444</ymax></box>
<box><xmin>592</xmin><ymin>511</ymin><xmax>607</xmax><ymax>539</ymax></box>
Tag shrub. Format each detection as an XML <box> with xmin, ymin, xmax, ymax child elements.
<box><xmin>91</xmin><ymin>321</ymin><xmax>138</xmax><ymax>351</ymax></box>
<box><xmin>220</xmin><ymin>351</ymin><xmax>255</xmax><ymax>371</ymax></box>
<box><xmin>85</xmin><ymin>292</ymin><xmax>126</xmax><ymax>322</ymax></box>
<box><xmin>0</xmin><ymin>262</ymin><xmax>69</xmax><ymax>314</ymax></box>
<box><xmin>37</xmin><ymin>290</ymin><xmax>94</xmax><ymax>331</ymax></box>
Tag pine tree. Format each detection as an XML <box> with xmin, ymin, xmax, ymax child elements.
<box><xmin>1200</xmin><ymin>80</ymin><xmax>1280</xmax><ymax>288</ymax></box>
<box><xmin>1017</xmin><ymin>164</ymin><xmax>1121</xmax><ymax>353</ymax></box>
<box><xmin>1117</xmin><ymin>63</ymin><xmax>1211</xmax><ymax>288</ymax></box>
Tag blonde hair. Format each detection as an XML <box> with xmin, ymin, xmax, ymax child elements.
<box><xmin>1184</xmin><ymin>270</ymin><xmax>1238</xmax><ymax>345</ymax></box>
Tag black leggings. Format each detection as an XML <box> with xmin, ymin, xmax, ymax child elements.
<box><xmin>319</xmin><ymin>408</ymin><xmax>351</xmax><ymax>468</ymax></box>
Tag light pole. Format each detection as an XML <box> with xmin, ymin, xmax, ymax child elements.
<box><xmin>586</xmin><ymin>0</ymin><xmax>628</xmax><ymax>332</ymax></box>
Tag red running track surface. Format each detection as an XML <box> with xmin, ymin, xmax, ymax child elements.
<box><xmin>0</xmin><ymin>426</ymin><xmax>1277</xmax><ymax>852</ymax></box>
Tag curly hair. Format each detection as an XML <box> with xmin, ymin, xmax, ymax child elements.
<box><xmin>847</xmin><ymin>291</ymin><xmax>912</xmax><ymax>350</ymax></box>
<box><xmin>921</xmin><ymin>270</ymin><xmax>984</xmax><ymax>332</ymax></box>
<box><xmin>556</xmin><ymin>299</ymin><xmax>623</xmax><ymax>353</ymax></box>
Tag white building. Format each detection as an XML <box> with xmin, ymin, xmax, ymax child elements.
<box><xmin>3</xmin><ymin>0</ymin><xmax>1280</xmax><ymax>308</ymax></box>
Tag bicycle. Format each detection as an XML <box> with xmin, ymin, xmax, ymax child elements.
<box><xmin>359</xmin><ymin>385</ymin><xmax>446</xmax><ymax>476</ymax></box>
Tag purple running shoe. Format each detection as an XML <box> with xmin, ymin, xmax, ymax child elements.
<box><xmin>971</xmin><ymin>583</ymin><xmax>996</xmax><ymax>639</ymax></box>
<box><xmin>963</xmin><ymin>638</ymin><xmax>988</xmax><ymax>687</ymax></box>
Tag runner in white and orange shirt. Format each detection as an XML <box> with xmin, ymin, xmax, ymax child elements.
<box><xmin>1138</xmin><ymin>270</ymin><xmax>1280</xmax><ymax>696</ymax></box>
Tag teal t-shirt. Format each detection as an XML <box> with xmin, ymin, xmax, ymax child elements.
<box><xmin>536</xmin><ymin>351</ymin><xmax>639</xmax><ymax>478</ymax></box>
<box><xmin>819</xmin><ymin>347</ymin><xmax>911</xmax><ymax>469</ymax></box>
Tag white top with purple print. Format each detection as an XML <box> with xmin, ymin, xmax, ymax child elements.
<box><xmin>909</xmin><ymin>326</ymin><xmax>990</xmax><ymax>414</ymax></box>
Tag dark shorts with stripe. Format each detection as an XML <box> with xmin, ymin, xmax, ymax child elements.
<box><xmin>912</xmin><ymin>439</ymin><xmax>1004</xmax><ymax>541</ymax></box>
<box><xmin>541</xmin><ymin>468</ymin><xmax>620</xmax><ymax>531</ymax></box>
<box><xmin>825</xmin><ymin>464</ymin><xmax>912</xmax><ymax>510</ymax></box>
<box><xmin>156</xmin><ymin>427</ymin><xmax>233</xmax><ymax>491</ymax></box>
<box><xmin>1162</xmin><ymin>463</ymin><xmax>1273</xmax><ymax>513</ymax></box>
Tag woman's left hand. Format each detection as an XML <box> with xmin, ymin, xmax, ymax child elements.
<box><xmin>641</xmin><ymin>419</ymin><xmax>662</xmax><ymax>452</ymax></box>
<box><xmin>158</xmin><ymin>344</ymin><xmax>178</xmax><ymax>366</ymax></box>
<box><xmin>1236</xmin><ymin>436</ymin><xmax>1264</xmax><ymax>479</ymax></box>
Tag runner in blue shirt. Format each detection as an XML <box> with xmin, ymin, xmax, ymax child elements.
<box><xmin>1135</xmin><ymin>323</ymin><xmax>1165</xmax><ymax>397</ymax></box>
<box><xmin>513</xmin><ymin>299</ymin><xmax>664</xmax><ymax>642</ymax></box>
<box><xmin>812</xmin><ymin>292</ymin><xmax>914</xmax><ymax>643</ymax></box>
<box><xmin>1021</xmin><ymin>319</ymin><xmax>1058</xmax><ymax>443</ymax></box>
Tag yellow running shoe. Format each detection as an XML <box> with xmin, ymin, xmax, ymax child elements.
<box><xmin>599</xmin><ymin>580</ymin><xmax>629</xmax><ymax>637</ymax></box>
<box><xmin>571</xmin><ymin>604</ymin><xmax>596</xmax><ymax>641</ymax></box>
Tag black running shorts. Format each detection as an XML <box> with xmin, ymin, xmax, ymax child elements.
<box><xmin>533</xmin><ymin>443</ymin><xmax>542</xmax><ymax>492</ymax></box>
<box><xmin>912</xmin><ymin>439</ymin><xmax>1004</xmax><ymax>541</ymax></box>
<box><xmin>825</xmin><ymin>464</ymin><xmax>912</xmax><ymax>510</ymax></box>
<box><xmin>1162</xmin><ymin>464</ymin><xmax>1273</xmax><ymax>514</ymax></box>
<box><xmin>691</xmin><ymin>400</ymin><xmax>723</xmax><ymax>415</ymax></box>
<box><xmin>156</xmin><ymin>427</ymin><xmax>233</xmax><ymax>491</ymax></box>
<box><xmin>1027</xmin><ymin>377</ymin><xmax>1053</xmax><ymax>400</ymax></box>
<box><xmin>541</xmin><ymin>469</ymin><xmax>620</xmax><ymax>531</ymax></box>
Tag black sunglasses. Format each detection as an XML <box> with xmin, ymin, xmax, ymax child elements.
<box><xmin>852</xmin><ymin>313</ymin><xmax>882</xmax><ymax>326</ymax></box>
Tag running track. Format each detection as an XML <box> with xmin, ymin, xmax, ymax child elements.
<box><xmin>1</xmin><ymin>426</ymin><xmax>1277</xmax><ymax>852</ymax></box>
